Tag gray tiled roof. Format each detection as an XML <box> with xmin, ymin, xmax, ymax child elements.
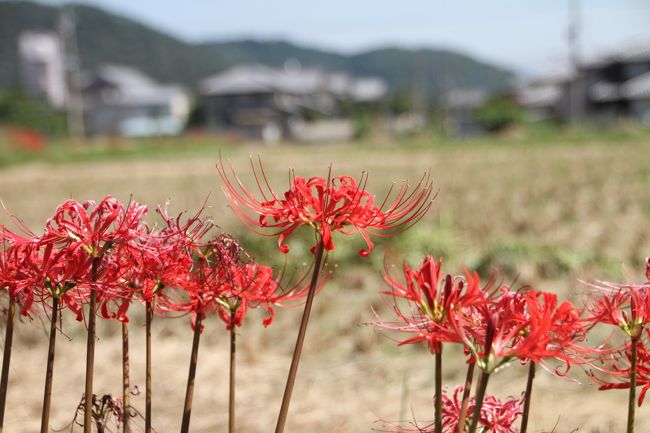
<box><xmin>200</xmin><ymin>64</ymin><xmax>386</xmax><ymax>101</ymax></box>
<box><xmin>88</xmin><ymin>64</ymin><xmax>186</xmax><ymax>106</ymax></box>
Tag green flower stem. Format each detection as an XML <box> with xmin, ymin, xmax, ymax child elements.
<box><xmin>122</xmin><ymin>321</ymin><xmax>130</xmax><ymax>433</ymax></box>
<box><xmin>40</xmin><ymin>297</ymin><xmax>59</xmax><ymax>433</ymax></box>
<box><xmin>229</xmin><ymin>310</ymin><xmax>236</xmax><ymax>433</ymax></box>
<box><xmin>145</xmin><ymin>301</ymin><xmax>153</xmax><ymax>433</ymax></box>
<box><xmin>83</xmin><ymin>289</ymin><xmax>97</xmax><ymax>433</ymax></box>
<box><xmin>519</xmin><ymin>362</ymin><xmax>536</xmax><ymax>433</ymax></box>
<box><xmin>456</xmin><ymin>362</ymin><xmax>475</xmax><ymax>433</ymax></box>
<box><xmin>627</xmin><ymin>336</ymin><xmax>639</xmax><ymax>433</ymax></box>
<box><xmin>83</xmin><ymin>257</ymin><xmax>100</xmax><ymax>433</ymax></box>
<box><xmin>0</xmin><ymin>297</ymin><xmax>15</xmax><ymax>433</ymax></box>
<box><xmin>180</xmin><ymin>313</ymin><xmax>203</xmax><ymax>433</ymax></box>
<box><xmin>434</xmin><ymin>346</ymin><xmax>443</xmax><ymax>433</ymax></box>
<box><xmin>468</xmin><ymin>370</ymin><xmax>490</xmax><ymax>433</ymax></box>
<box><xmin>274</xmin><ymin>240</ymin><xmax>325</xmax><ymax>433</ymax></box>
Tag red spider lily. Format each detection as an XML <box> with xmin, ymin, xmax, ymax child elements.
<box><xmin>586</xmin><ymin>282</ymin><xmax>650</xmax><ymax>340</ymax></box>
<box><xmin>376</xmin><ymin>256</ymin><xmax>488</xmax><ymax>353</ymax></box>
<box><xmin>16</xmin><ymin>241</ymin><xmax>94</xmax><ymax>321</ymax></box>
<box><xmin>165</xmin><ymin>233</ymin><xmax>309</xmax><ymax>331</ymax></box>
<box><xmin>162</xmin><ymin>233</ymin><xmax>243</xmax><ymax>327</ymax></box>
<box><xmin>593</xmin><ymin>330</ymin><xmax>650</xmax><ymax>407</ymax></box>
<box><xmin>442</xmin><ymin>386</ymin><xmax>523</xmax><ymax>433</ymax></box>
<box><xmin>379</xmin><ymin>387</ymin><xmax>523</xmax><ymax>433</ymax></box>
<box><xmin>137</xmin><ymin>205</ymin><xmax>216</xmax><ymax>312</ymax></box>
<box><xmin>214</xmin><ymin>260</ymin><xmax>311</xmax><ymax>329</ymax></box>
<box><xmin>218</xmin><ymin>155</ymin><xmax>433</xmax><ymax>257</ymax></box>
<box><xmin>584</xmin><ymin>261</ymin><xmax>650</xmax><ymax>433</ymax></box>
<box><xmin>452</xmin><ymin>288</ymin><xmax>587</xmax><ymax>371</ymax></box>
<box><xmin>376</xmin><ymin>257</ymin><xmax>493</xmax><ymax>433</ymax></box>
<box><xmin>10</xmin><ymin>197</ymin><xmax>150</xmax><ymax>322</ymax></box>
<box><xmin>1</xmin><ymin>225</ymin><xmax>43</xmax><ymax>316</ymax></box>
<box><xmin>41</xmin><ymin>196</ymin><xmax>147</xmax><ymax>256</ymax></box>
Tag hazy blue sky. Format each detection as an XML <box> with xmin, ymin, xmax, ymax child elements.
<box><xmin>39</xmin><ymin>0</ymin><xmax>650</xmax><ymax>73</ymax></box>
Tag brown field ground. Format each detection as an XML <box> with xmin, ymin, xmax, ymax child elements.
<box><xmin>1</xmin><ymin>136</ymin><xmax>650</xmax><ymax>432</ymax></box>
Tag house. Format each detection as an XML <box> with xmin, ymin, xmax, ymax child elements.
<box><xmin>582</xmin><ymin>44</ymin><xmax>650</xmax><ymax>124</ymax></box>
<box><xmin>82</xmin><ymin>65</ymin><xmax>190</xmax><ymax>137</ymax></box>
<box><xmin>517</xmin><ymin>43</ymin><xmax>650</xmax><ymax>125</ymax></box>
<box><xmin>516</xmin><ymin>72</ymin><xmax>572</xmax><ymax>121</ymax></box>
<box><xmin>199</xmin><ymin>64</ymin><xmax>387</xmax><ymax>142</ymax></box>
<box><xmin>443</xmin><ymin>88</ymin><xmax>489</xmax><ymax>136</ymax></box>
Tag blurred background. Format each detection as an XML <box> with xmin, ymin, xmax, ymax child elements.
<box><xmin>0</xmin><ymin>1</ymin><xmax>650</xmax><ymax>432</ymax></box>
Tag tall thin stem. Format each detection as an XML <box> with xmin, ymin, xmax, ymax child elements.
<box><xmin>520</xmin><ymin>362</ymin><xmax>536</xmax><ymax>433</ymax></box>
<box><xmin>40</xmin><ymin>297</ymin><xmax>59</xmax><ymax>433</ymax></box>
<box><xmin>434</xmin><ymin>347</ymin><xmax>443</xmax><ymax>433</ymax></box>
<box><xmin>145</xmin><ymin>302</ymin><xmax>153</xmax><ymax>433</ymax></box>
<box><xmin>180</xmin><ymin>313</ymin><xmax>202</xmax><ymax>433</ymax></box>
<box><xmin>229</xmin><ymin>311</ymin><xmax>236</xmax><ymax>433</ymax></box>
<box><xmin>468</xmin><ymin>370</ymin><xmax>490</xmax><ymax>433</ymax></box>
<box><xmin>83</xmin><ymin>289</ymin><xmax>97</xmax><ymax>433</ymax></box>
<box><xmin>0</xmin><ymin>297</ymin><xmax>15</xmax><ymax>433</ymax></box>
<box><xmin>274</xmin><ymin>240</ymin><xmax>325</xmax><ymax>433</ymax></box>
<box><xmin>122</xmin><ymin>322</ymin><xmax>130</xmax><ymax>433</ymax></box>
<box><xmin>468</xmin><ymin>314</ymin><xmax>496</xmax><ymax>433</ymax></box>
<box><xmin>455</xmin><ymin>362</ymin><xmax>475</xmax><ymax>433</ymax></box>
<box><xmin>84</xmin><ymin>258</ymin><xmax>100</xmax><ymax>433</ymax></box>
<box><xmin>627</xmin><ymin>336</ymin><xmax>639</xmax><ymax>433</ymax></box>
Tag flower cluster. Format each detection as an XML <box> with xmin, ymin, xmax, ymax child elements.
<box><xmin>377</xmin><ymin>256</ymin><xmax>587</xmax><ymax>371</ymax></box>
<box><xmin>0</xmin><ymin>197</ymin><xmax>299</xmax><ymax>329</ymax></box>
<box><xmin>1</xmin><ymin>197</ymin><xmax>147</xmax><ymax>321</ymax></box>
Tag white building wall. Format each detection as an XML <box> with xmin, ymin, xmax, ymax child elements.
<box><xmin>18</xmin><ymin>32</ymin><xmax>67</xmax><ymax>108</ymax></box>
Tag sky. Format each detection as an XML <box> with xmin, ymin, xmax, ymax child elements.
<box><xmin>37</xmin><ymin>0</ymin><xmax>650</xmax><ymax>74</ymax></box>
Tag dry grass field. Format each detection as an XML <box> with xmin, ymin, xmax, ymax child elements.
<box><xmin>0</xmin><ymin>135</ymin><xmax>650</xmax><ymax>432</ymax></box>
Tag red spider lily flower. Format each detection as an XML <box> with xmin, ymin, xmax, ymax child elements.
<box><xmin>168</xmin><ymin>232</ymin><xmax>312</xmax><ymax>331</ymax></box>
<box><xmin>442</xmin><ymin>386</ymin><xmax>523</xmax><ymax>433</ymax></box>
<box><xmin>379</xmin><ymin>387</ymin><xmax>523</xmax><ymax>433</ymax></box>
<box><xmin>218</xmin><ymin>155</ymin><xmax>433</xmax><ymax>257</ymax></box>
<box><xmin>41</xmin><ymin>196</ymin><xmax>147</xmax><ymax>258</ymax></box>
<box><xmin>375</xmin><ymin>256</ymin><xmax>488</xmax><ymax>353</ymax></box>
<box><xmin>594</xmin><ymin>330</ymin><xmax>650</xmax><ymax>406</ymax></box>
<box><xmin>1</xmin><ymin>224</ymin><xmax>44</xmax><ymax>315</ymax></box>
<box><xmin>162</xmin><ymin>233</ymin><xmax>244</xmax><ymax>328</ymax></box>
<box><xmin>145</xmin><ymin>207</ymin><xmax>218</xmax><ymax>319</ymax></box>
<box><xmin>493</xmin><ymin>291</ymin><xmax>587</xmax><ymax>366</ymax></box>
<box><xmin>586</xmin><ymin>280</ymin><xmax>650</xmax><ymax>340</ymax></box>
<box><xmin>0</xmin><ymin>242</ymin><xmax>30</xmax><ymax>315</ymax></box>
<box><xmin>11</xmin><ymin>241</ymin><xmax>93</xmax><ymax>320</ymax></box>
<box><xmin>93</xmin><ymin>245</ymin><xmax>144</xmax><ymax>323</ymax></box>
<box><xmin>214</xmin><ymin>259</ymin><xmax>311</xmax><ymax>329</ymax></box>
<box><xmin>452</xmin><ymin>288</ymin><xmax>587</xmax><ymax>371</ymax></box>
<box><xmin>43</xmin><ymin>197</ymin><xmax>148</xmax><ymax>324</ymax></box>
<box><xmin>2</xmin><ymin>218</ymin><xmax>96</xmax><ymax>319</ymax></box>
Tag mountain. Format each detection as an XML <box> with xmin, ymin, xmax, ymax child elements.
<box><xmin>0</xmin><ymin>1</ymin><xmax>514</xmax><ymax>99</ymax></box>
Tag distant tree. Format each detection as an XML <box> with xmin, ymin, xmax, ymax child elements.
<box><xmin>0</xmin><ymin>90</ymin><xmax>68</xmax><ymax>136</ymax></box>
<box><xmin>387</xmin><ymin>89</ymin><xmax>412</xmax><ymax>115</ymax></box>
<box><xmin>474</xmin><ymin>94</ymin><xmax>524</xmax><ymax>132</ymax></box>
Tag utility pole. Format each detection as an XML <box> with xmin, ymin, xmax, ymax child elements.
<box><xmin>567</xmin><ymin>0</ymin><xmax>582</xmax><ymax>122</ymax></box>
<box><xmin>59</xmin><ymin>5</ymin><xmax>86</xmax><ymax>139</ymax></box>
